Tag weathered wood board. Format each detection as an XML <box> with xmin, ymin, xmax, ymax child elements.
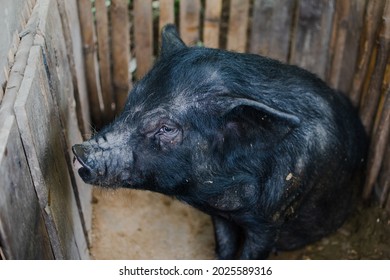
<box><xmin>34</xmin><ymin>0</ymin><xmax>92</xmax><ymax>253</ymax></box>
<box><xmin>203</xmin><ymin>0</ymin><xmax>222</xmax><ymax>49</ymax></box>
<box><xmin>0</xmin><ymin>116</ymin><xmax>53</xmax><ymax>259</ymax></box>
<box><xmin>94</xmin><ymin>0</ymin><xmax>115</xmax><ymax>122</ymax></box>
<box><xmin>227</xmin><ymin>0</ymin><xmax>250</xmax><ymax>52</ymax></box>
<box><xmin>134</xmin><ymin>0</ymin><xmax>154</xmax><ymax>79</ymax></box>
<box><xmin>78</xmin><ymin>0</ymin><xmax>104</xmax><ymax>128</ymax></box>
<box><xmin>180</xmin><ymin>0</ymin><xmax>201</xmax><ymax>46</ymax></box>
<box><xmin>289</xmin><ymin>0</ymin><xmax>335</xmax><ymax>79</ymax></box>
<box><xmin>249</xmin><ymin>0</ymin><xmax>295</xmax><ymax>62</ymax></box>
<box><xmin>14</xmin><ymin>46</ymin><xmax>84</xmax><ymax>259</ymax></box>
<box><xmin>110</xmin><ymin>0</ymin><xmax>131</xmax><ymax>114</ymax></box>
<box><xmin>57</xmin><ymin>0</ymin><xmax>92</xmax><ymax>135</ymax></box>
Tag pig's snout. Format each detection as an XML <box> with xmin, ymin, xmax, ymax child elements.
<box><xmin>72</xmin><ymin>144</ymin><xmax>95</xmax><ymax>182</ymax></box>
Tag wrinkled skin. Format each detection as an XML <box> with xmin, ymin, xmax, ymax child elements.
<box><xmin>73</xmin><ymin>25</ymin><xmax>367</xmax><ymax>259</ymax></box>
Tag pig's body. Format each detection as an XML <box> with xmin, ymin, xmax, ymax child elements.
<box><xmin>73</xmin><ymin>25</ymin><xmax>367</xmax><ymax>259</ymax></box>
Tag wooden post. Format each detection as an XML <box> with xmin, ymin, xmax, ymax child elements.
<box><xmin>111</xmin><ymin>0</ymin><xmax>131</xmax><ymax>113</ymax></box>
<box><xmin>57</xmin><ymin>0</ymin><xmax>91</xmax><ymax>137</ymax></box>
<box><xmin>289</xmin><ymin>0</ymin><xmax>335</xmax><ymax>79</ymax></box>
<box><xmin>249</xmin><ymin>0</ymin><xmax>295</xmax><ymax>62</ymax></box>
<box><xmin>95</xmin><ymin>0</ymin><xmax>115</xmax><ymax>121</ymax></box>
<box><xmin>0</xmin><ymin>116</ymin><xmax>54</xmax><ymax>259</ymax></box>
<box><xmin>134</xmin><ymin>0</ymin><xmax>154</xmax><ymax>79</ymax></box>
<box><xmin>180</xmin><ymin>0</ymin><xmax>201</xmax><ymax>46</ymax></box>
<box><xmin>203</xmin><ymin>0</ymin><xmax>222</xmax><ymax>48</ymax></box>
<box><xmin>77</xmin><ymin>0</ymin><xmax>104</xmax><ymax>129</ymax></box>
<box><xmin>327</xmin><ymin>0</ymin><xmax>366</xmax><ymax>93</ymax></box>
<box><xmin>227</xmin><ymin>0</ymin><xmax>250</xmax><ymax>52</ymax></box>
<box><xmin>363</xmin><ymin>85</ymin><xmax>390</xmax><ymax>200</ymax></box>
<box><xmin>359</xmin><ymin>0</ymin><xmax>390</xmax><ymax>135</ymax></box>
<box><xmin>159</xmin><ymin>0</ymin><xmax>175</xmax><ymax>47</ymax></box>
<box><xmin>349</xmin><ymin>0</ymin><xmax>386</xmax><ymax>107</ymax></box>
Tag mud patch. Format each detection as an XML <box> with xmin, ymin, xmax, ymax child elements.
<box><xmin>91</xmin><ymin>188</ymin><xmax>390</xmax><ymax>260</ymax></box>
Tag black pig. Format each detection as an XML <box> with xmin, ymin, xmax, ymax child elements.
<box><xmin>72</xmin><ymin>25</ymin><xmax>367</xmax><ymax>259</ymax></box>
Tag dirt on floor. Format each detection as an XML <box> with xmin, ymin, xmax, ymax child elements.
<box><xmin>90</xmin><ymin>188</ymin><xmax>390</xmax><ymax>260</ymax></box>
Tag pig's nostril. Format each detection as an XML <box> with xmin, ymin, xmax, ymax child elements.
<box><xmin>72</xmin><ymin>144</ymin><xmax>90</xmax><ymax>169</ymax></box>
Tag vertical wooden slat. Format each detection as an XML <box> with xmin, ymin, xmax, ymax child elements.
<box><xmin>15</xmin><ymin>46</ymin><xmax>82</xmax><ymax>259</ymax></box>
<box><xmin>95</xmin><ymin>0</ymin><xmax>115</xmax><ymax>121</ymax></box>
<box><xmin>159</xmin><ymin>0</ymin><xmax>175</xmax><ymax>35</ymax></box>
<box><xmin>363</xmin><ymin>84</ymin><xmax>390</xmax><ymax>200</ymax></box>
<box><xmin>227</xmin><ymin>0</ymin><xmax>250</xmax><ymax>52</ymax></box>
<box><xmin>378</xmin><ymin>143</ymin><xmax>390</xmax><ymax>208</ymax></box>
<box><xmin>0</xmin><ymin>116</ymin><xmax>53</xmax><ymax>259</ymax></box>
<box><xmin>203</xmin><ymin>0</ymin><xmax>223</xmax><ymax>48</ymax></box>
<box><xmin>180</xmin><ymin>0</ymin><xmax>201</xmax><ymax>45</ymax></box>
<box><xmin>289</xmin><ymin>0</ymin><xmax>335</xmax><ymax>79</ymax></box>
<box><xmin>249</xmin><ymin>0</ymin><xmax>295</xmax><ymax>62</ymax></box>
<box><xmin>327</xmin><ymin>0</ymin><xmax>366</xmax><ymax>93</ymax></box>
<box><xmin>134</xmin><ymin>0</ymin><xmax>153</xmax><ymax>79</ymax></box>
<box><xmin>359</xmin><ymin>0</ymin><xmax>390</xmax><ymax>134</ymax></box>
<box><xmin>111</xmin><ymin>0</ymin><xmax>131</xmax><ymax>113</ymax></box>
<box><xmin>77</xmin><ymin>0</ymin><xmax>104</xmax><ymax>129</ymax></box>
<box><xmin>349</xmin><ymin>0</ymin><xmax>386</xmax><ymax>107</ymax></box>
<box><xmin>57</xmin><ymin>0</ymin><xmax>91</xmax><ymax>138</ymax></box>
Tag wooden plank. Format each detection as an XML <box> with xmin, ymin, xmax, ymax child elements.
<box><xmin>203</xmin><ymin>0</ymin><xmax>222</xmax><ymax>48</ymax></box>
<box><xmin>180</xmin><ymin>0</ymin><xmax>201</xmax><ymax>45</ymax></box>
<box><xmin>359</xmin><ymin>0</ymin><xmax>390</xmax><ymax>134</ymax></box>
<box><xmin>350</xmin><ymin>0</ymin><xmax>386</xmax><ymax>107</ymax></box>
<box><xmin>378</xmin><ymin>130</ymin><xmax>390</xmax><ymax>208</ymax></box>
<box><xmin>0</xmin><ymin>116</ymin><xmax>53</xmax><ymax>259</ymax></box>
<box><xmin>249</xmin><ymin>0</ymin><xmax>295</xmax><ymax>62</ymax></box>
<box><xmin>110</xmin><ymin>0</ymin><xmax>131</xmax><ymax>113</ymax></box>
<box><xmin>227</xmin><ymin>0</ymin><xmax>250</xmax><ymax>52</ymax></box>
<box><xmin>363</xmin><ymin>84</ymin><xmax>390</xmax><ymax>200</ymax></box>
<box><xmin>327</xmin><ymin>0</ymin><xmax>366</xmax><ymax>93</ymax></box>
<box><xmin>134</xmin><ymin>0</ymin><xmax>154</xmax><ymax>79</ymax></box>
<box><xmin>0</xmin><ymin>0</ymin><xmax>31</xmax><ymax>100</ymax></box>
<box><xmin>57</xmin><ymin>0</ymin><xmax>92</xmax><ymax>136</ymax></box>
<box><xmin>77</xmin><ymin>0</ymin><xmax>104</xmax><ymax>128</ymax></box>
<box><xmin>95</xmin><ymin>0</ymin><xmax>115</xmax><ymax>121</ymax></box>
<box><xmin>14</xmin><ymin>46</ymin><xmax>83</xmax><ymax>259</ymax></box>
<box><xmin>0</xmin><ymin>2</ymin><xmax>39</xmax><ymax>122</ymax></box>
<box><xmin>289</xmin><ymin>0</ymin><xmax>335</xmax><ymax>79</ymax></box>
<box><xmin>34</xmin><ymin>0</ymin><xmax>91</xmax><ymax>257</ymax></box>
<box><xmin>159</xmin><ymin>0</ymin><xmax>175</xmax><ymax>37</ymax></box>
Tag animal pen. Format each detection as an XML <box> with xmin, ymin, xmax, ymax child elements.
<box><xmin>0</xmin><ymin>0</ymin><xmax>389</xmax><ymax>259</ymax></box>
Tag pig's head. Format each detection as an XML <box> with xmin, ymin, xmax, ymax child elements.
<box><xmin>72</xmin><ymin>24</ymin><xmax>300</xmax><ymax>197</ymax></box>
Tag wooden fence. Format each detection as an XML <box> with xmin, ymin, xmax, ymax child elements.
<box><xmin>0</xmin><ymin>0</ymin><xmax>389</xmax><ymax>260</ymax></box>
<box><xmin>78</xmin><ymin>0</ymin><xmax>390</xmax><ymax>211</ymax></box>
<box><xmin>0</xmin><ymin>0</ymin><xmax>91</xmax><ymax>259</ymax></box>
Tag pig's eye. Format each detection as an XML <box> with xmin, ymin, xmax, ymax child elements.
<box><xmin>158</xmin><ymin>125</ymin><xmax>176</xmax><ymax>134</ymax></box>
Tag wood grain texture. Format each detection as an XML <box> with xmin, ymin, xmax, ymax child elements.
<box><xmin>0</xmin><ymin>116</ymin><xmax>53</xmax><ymax>260</ymax></box>
<box><xmin>159</xmin><ymin>0</ymin><xmax>175</xmax><ymax>38</ymax></box>
<box><xmin>227</xmin><ymin>0</ymin><xmax>250</xmax><ymax>52</ymax></box>
<box><xmin>350</xmin><ymin>0</ymin><xmax>386</xmax><ymax>106</ymax></box>
<box><xmin>14</xmin><ymin>47</ymin><xmax>78</xmax><ymax>259</ymax></box>
<box><xmin>35</xmin><ymin>0</ymin><xmax>92</xmax><ymax>256</ymax></box>
<box><xmin>289</xmin><ymin>0</ymin><xmax>335</xmax><ymax>79</ymax></box>
<box><xmin>95</xmin><ymin>0</ymin><xmax>115</xmax><ymax>121</ymax></box>
<box><xmin>203</xmin><ymin>0</ymin><xmax>222</xmax><ymax>48</ymax></box>
<box><xmin>180</xmin><ymin>0</ymin><xmax>201</xmax><ymax>45</ymax></box>
<box><xmin>111</xmin><ymin>0</ymin><xmax>131</xmax><ymax>113</ymax></box>
<box><xmin>134</xmin><ymin>0</ymin><xmax>154</xmax><ymax>79</ymax></box>
<box><xmin>249</xmin><ymin>0</ymin><xmax>295</xmax><ymax>62</ymax></box>
<box><xmin>77</xmin><ymin>0</ymin><xmax>104</xmax><ymax>128</ymax></box>
<box><xmin>57</xmin><ymin>0</ymin><xmax>91</xmax><ymax>137</ymax></box>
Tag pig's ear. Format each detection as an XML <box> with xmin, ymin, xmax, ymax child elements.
<box><xmin>160</xmin><ymin>24</ymin><xmax>187</xmax><ymax>58</ymax></box>
<box><xmin>221</xmin><ymin>98</ymin><xmax>301</xmax><ymax>146</ymax></box>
